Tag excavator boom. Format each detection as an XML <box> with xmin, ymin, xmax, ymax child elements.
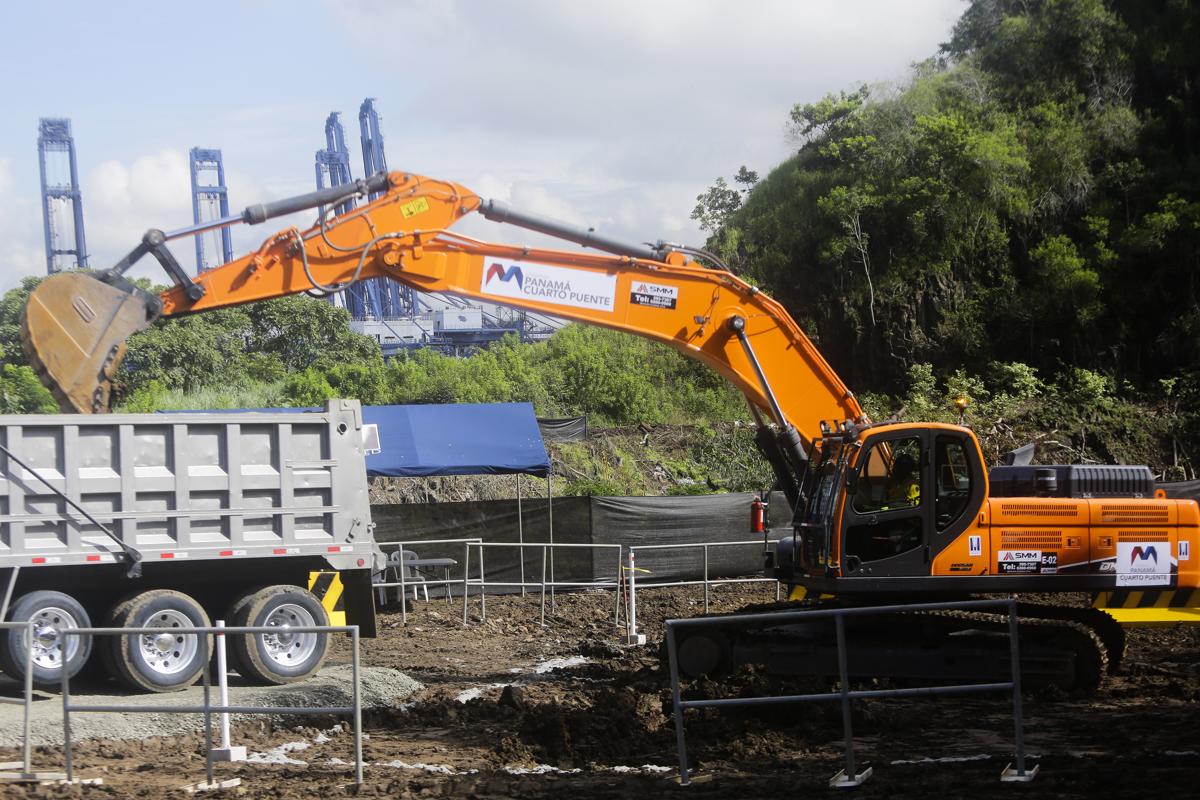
<box><xmin>22</xmin><ymin>171</ymin><xmax>863</xmax><ymax>454</ymax></box>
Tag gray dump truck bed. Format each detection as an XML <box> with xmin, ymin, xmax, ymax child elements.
<box><xmin>0</xmin><ymin>400</ymin><xmax>375</xmax><ymax>573</ymax></box>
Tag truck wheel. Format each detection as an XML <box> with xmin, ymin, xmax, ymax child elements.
<box><xmin>231</xmin><ymin>585</ymin><xmax>329</xmax><ymax>685</ymax></box>
<box><xmin>106</xmin><ymin>590</ymin><xmax>211</xmax><ymax>693</ymax></box>
<box><xmin>0</xmin><ymin>591</ymin><xmax>92</xmax><ymax>689</ymax></box>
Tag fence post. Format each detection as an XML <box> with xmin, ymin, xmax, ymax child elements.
<box><xmin>702</xmin><ymin>545</ymin><xmax>710</xmax><ymax>614</ymax></box>
<box><xmin>201</xmin><ymin>632</ymin><xmax>215</xmax><ymax>788</ymax></box>
<box><xmin>830</xmin><ymin>614</ymin><xmax>872</xmax><ymax>788</ymax></box>
<box><xmin>614</xmin><ymin>546</ymin><xmax>624</xmax><ymax>628</ymax></box>
<box><xmin>540</xmin><ymin>546</ymin><xmax>548</xmax><ymax>627</ymax></box>
<box><xmin>461</xmin><ymin>540</ymin><xmax>471</xmax><ymax>626</ymax></box>
<box><xmin>547</xmin><ymin>471</ymin><xmax>555</xmax><ymax>611</ymax></box>
<box><xmin>1001</xmin><ymin>598</ymin><xmax>1038</xmax><ymax>782</ymax></box>
<box><xmin>666</xmin><ymin>622</ymin><xmax>689</xmax><ymax>785</ymax></box>
<box><xmin>477</xmin><ymin>542</ymin><xmax>487</xmax><ymax>621</ymax></box>
<box><xmin>22</xmin><ymin>621</ymin><xmax>33</xmax><ymax>776</ymax></box>
<box><xmin>211</xmin><ymin>620</ymin><xmax>246</xmax><ymax>762</ymax></box>
<box><xmin>517</xmin><ymin>474</ymin><xmax>526</xmax><ymax>597</ymax></box>
<box><xmin>352</xmin><ymin>626</ymin><xmax>363</xmax><ymax>786</ymax></box>
<box><xmin>61</xmin><ymin>644</ymin><xmax>73</xmax><ymax>782</ymax></box>
<box><xmin>399</xmin><ymin>543</ymin><xmax>409</xmax><ymax>626</ymax></box>
<box><xmin>621</xmin><ymin>549</ymin><xmax>646</xmax><ymax>645</ymax></box>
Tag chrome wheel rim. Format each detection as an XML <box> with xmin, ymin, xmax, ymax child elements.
<box><xmin>137</xmin><ymin>609</ymin><xmax>199</xmax><ymax>677</ymax></box>
<box><xmin>261</xmin><ymin>603</ymin><xmax>318</xmax><ymax>667</ymax></box>
<box><xmin>30</xmin><ymin>606</ymin><xmax>80</xmax><ymax>669</ymax></box>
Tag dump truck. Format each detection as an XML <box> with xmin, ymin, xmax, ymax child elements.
<box><xmin>0</xmin><ymin>401</ymin><xmax>377</xmax><ymax>691</ymax></box>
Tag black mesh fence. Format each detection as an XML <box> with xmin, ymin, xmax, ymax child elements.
<box><xmin>370</xmin><ymin>491</ymin><xmax>789</xmax><ymax>591</ymax></box>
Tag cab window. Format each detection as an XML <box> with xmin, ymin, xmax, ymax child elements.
<box><xmin>851</xmin><ymin>437</ymin><xmax>923</xmax><ymax>513</ymax></box>
<box><xmin>934</xmin><ymin>435</ymin><xmax>972</xmax><ymax>531</ymax></box>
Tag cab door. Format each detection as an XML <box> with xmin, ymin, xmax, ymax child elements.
<box><xmin>839</xmin><ymin>431</ymin><xmax>934</xmax><ymax>578</ymax></box>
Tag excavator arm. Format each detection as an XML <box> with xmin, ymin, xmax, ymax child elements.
<box><xmin>21</xmin><ymin>170</ymin><xmax>864</xmax><ymax>503</ymax></box>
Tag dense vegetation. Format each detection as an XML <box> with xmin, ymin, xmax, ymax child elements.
<box><xmin>0</xmin><ymin>276</ymin><xmax>748</xmax><ymax>425</ymax></box>
<box><xmin>697</xmin><ymin>0</ymin><xmax>1199</xmax><ymax>394</ymax></box>
<box><xmin>1</xmin><ymin>0</ymin><xmax>1197</xmax><ymax>489</ymax></box>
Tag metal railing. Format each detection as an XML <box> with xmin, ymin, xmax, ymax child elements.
<box><xmin>663</xmin><ymin>598</ymin><xmax>1038</xmax><ymax>788</ymax></box>
<box><xmin>376</xmin><ymin>540</ymin><xmax>626</xmax><ymax>629</ymax></box>
<box><xmin>623</xmin><ymin>540</ymin><xmax>780</xmax><ymax>643</ymax></box>
<box><xmin>57</xmin><ymin>624</ymin><xmax>364</xmax><ymax>788</ymax></box>
<box><xmin>374</xmin><ymin>538</ymin><xmax>483</xmax><ymax>625</ymax></box>
<box><xmin>465</xmin><ymin>541</ymin><xmax>625</xmax><ymax>627</ymax></box>
<box><xmin>0</xmin><ymin>620</ymin><xmax>36</xmax><ymax>778</ymax></box>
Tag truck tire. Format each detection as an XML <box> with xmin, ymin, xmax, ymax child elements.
<box><xmin>105</xmin><ymin>590</ymin><xmax>211</xmax><ymax>693</ymax></box>
<box><xmin>0</xmin><ymin>591</ymin><xmax>92</xmax><ymax>689</ymax></box>
<box><xmin>219</xmin><ymin>588</ymin><xmax>264</xmax><ymax>680</ymax></box>
<box><xmin>231</xmin><ymin>585</ymin><xmax>329</xmax><ymax>685</ymax></box>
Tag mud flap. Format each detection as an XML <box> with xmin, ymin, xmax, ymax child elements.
<box><xmin>308</xmin><ymin>571</ymin><xmax>346</xmax><ymax>626</ymax></box>
<box><xmin>334</xmin><ymin>568</ymin><xmax>378</xmax><ymax>638</ymax></box>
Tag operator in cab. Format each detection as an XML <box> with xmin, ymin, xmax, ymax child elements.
<box><xmin>885</xmin><ymin>453</ymin><xmax>921</xmax><ymax>508</ymax></box>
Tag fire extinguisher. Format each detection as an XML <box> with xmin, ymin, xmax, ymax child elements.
<box><xmin>751</xmin><ymin>495</ymin><xmax>766</xmax><ymax>533</ymax></box>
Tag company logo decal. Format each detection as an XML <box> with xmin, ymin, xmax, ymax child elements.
<box><xmin>480</xmin><ymin>257</ymin><xmax>617</xmax><ymax>313</ymax></box>
<box><xmin>630</xmin><ymin>281</ymin><xmax>679</xmax><ymax>309</ymax></box>
<box><xmin>997</xmin><ymin>549</ymin><xmax>1042</xmax><ymax>574</ymax></box>
<box><xmin>486</xmin><ymin>262</ymin><xmax>524</xmax><ymax>289</ymax></box>
<box><xmin>1129</xmin><ymin>545</ymin><xmax>1158</xmax><ymax>566</ymax></box>
<box><xmin>1116</xmin><ymin>541</ymin><xmax>1171</xmax><ymax>587</ymax></box>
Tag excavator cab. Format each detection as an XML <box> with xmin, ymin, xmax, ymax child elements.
<box><xmin>776</xmin><ymin>422</ymin><xmax>988</xmax><ymax>591</ymax></box>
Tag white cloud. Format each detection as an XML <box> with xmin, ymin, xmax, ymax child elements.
<box><xmin>0</xmin><ymin>158</ymin><xmax>46</xmax><ymax>291</ymax></box>
<box><xmin>321</xmin><ymin>0</ymin><xmax>963</xmax><ymax>250</ymax></box>
<box><xmin>0</xmin><ymin>1</ymin><xmax>964</xmax><ymax>295</ymax></box>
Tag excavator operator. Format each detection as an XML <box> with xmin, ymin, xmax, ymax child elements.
<box><xmin>885</xmin><ymin>452</ymin><xmax>921</xmax><ymax>509</ymax></box>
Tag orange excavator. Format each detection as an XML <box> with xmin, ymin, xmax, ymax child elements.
<box><xmin>21</xmin><ymin>171</ymin><xmax>1200</xmax><ymax>689</ymax></box>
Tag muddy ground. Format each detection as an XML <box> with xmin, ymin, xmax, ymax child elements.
<box><xmin>1</xmin><ymin>584</ymin><xmax>1198</xmax><ymax>798</ymax></box>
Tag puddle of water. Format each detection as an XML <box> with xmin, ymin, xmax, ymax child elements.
<box><xmin>890</xmin><ymin>754</ymin><xmax>992</xmax><ymax>765</ymax></box>
<box><xmin>533</xmin><ymin>656</ymin><xmax>588</xmax><ymax>674</ymax></box>
<box><xmin>248</xmin><ymin>740</ymin><xmax>311</xmax><ymax>766</ymax></box>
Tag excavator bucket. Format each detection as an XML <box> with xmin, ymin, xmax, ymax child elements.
<box><xmin>20</xmin><ymin>271</ymin><xmax>161</xmax><ymax>413</ymax></box>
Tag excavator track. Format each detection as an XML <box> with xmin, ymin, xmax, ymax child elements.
<box><xmin>671</xmin><ymin>596</ymin><xmax>1111</xmax><ymax>693</ymax></box>
<box><xmin>1015</xmin><ymin>601</ymin><xmax>1126</xmax><ymax>674</ymax></box>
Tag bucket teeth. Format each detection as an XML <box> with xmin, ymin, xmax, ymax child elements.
<box><xmin>18</xmin><ymin>272</ymin><xmax>159</xmax><ymax>414</ymax></box>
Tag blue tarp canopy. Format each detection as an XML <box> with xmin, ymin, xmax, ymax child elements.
<box><xmin>165</xmin><ymin>402</ymin><xmax>551</xmax><ymax>478</ymax></box>
<box><xmin>362</xmin><ymin>402</ymin><xmax>550</xmax><ymax>478</ymax></box>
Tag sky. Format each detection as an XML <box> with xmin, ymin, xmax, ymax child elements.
<box><xmin>0</xmin><ymin>0</ymin><xmax>966</xmax><ymax>292</ymax></box>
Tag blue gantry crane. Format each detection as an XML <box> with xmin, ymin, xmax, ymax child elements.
<box><xmin>188</xmin><ymin>148</ymin><xmax>234</xmax><ymax>274</ymax></box>
<box><xmin>312</xmin><ymin>99</ymin><xmax>554</xmax><ymax>353</ymax></box>
<box><xmin>314</xmin><ymin>111</ymin><xmax>380</xmax><ymax>318</ymax></box>
<box><xmin>314</xmin><ymin>101</ymin><xmax>416</xmax><ymax>319</ymax></box>
<box><xmin>315</xmin><ymin>112</ymin><xmax>357</xmax><ymax>218</ymax></box>
<box><xmin>37</xmin><ymin>118</ymin><xmax>89</xmax><ymax>273</ymax></box>
<box><xmin>358</xmin><ymin>98</ymin><xmax>416</xmax><ymax>317</ymax></box>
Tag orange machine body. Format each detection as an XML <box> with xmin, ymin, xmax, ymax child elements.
<box><xmin>788</xmin><ymin>420</ymin><xmax>1200</xmax><ymax>603</ymax></box>
<box><xmin>931</xmin><ymin>497</ymin><xmax>1199</xmax><ymax>587</ymax></box>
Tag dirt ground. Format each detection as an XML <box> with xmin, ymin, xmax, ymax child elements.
<box><xmin>1</xmin><ymin>584</ymin><xmax>1198</xmax><ymax>798</ymax></box>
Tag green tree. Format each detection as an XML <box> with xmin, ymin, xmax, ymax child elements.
<box><xmin>121</xmin><ymin>308</ymin><xmax>253</xmax><ymax>392</ymax></box>
<box><xmin>0</xmin><ymin>364</ymin><xmax>58</xmax><ymax>413</ymax></box>
<box><xmin>245</xmin><ymin>296</ymin><xmax>381</xmax><ymax>371</ymax></box>
<box><xmin>691</xmin><ymin>166</ymin><xmax>759</xmax><ymax>234</ymax></box>
<box><xmin>0</xmin><ymin>277</ymin><xmax>44</xmax><ymax>366</ymax></box>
